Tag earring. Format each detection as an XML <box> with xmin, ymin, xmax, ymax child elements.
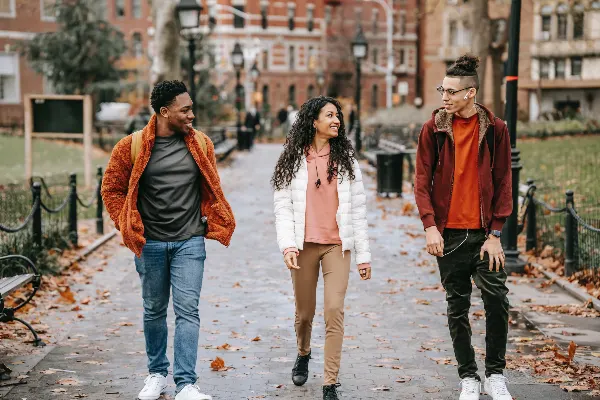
<box><xmin>464</xmin><ymin>94</ymin><xmax>469</xmax><ymax>100</ymax></box>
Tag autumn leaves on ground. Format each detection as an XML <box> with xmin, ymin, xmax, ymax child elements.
<box><xmin>1</xmin><ymin>144</ymin><xmax>600</xmax><ymax>399</ymax></box>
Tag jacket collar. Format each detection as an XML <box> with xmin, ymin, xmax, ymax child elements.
<box><xmin>432</xmin><ymin>103</ymin><xmax>494</xmax><ymax>146</ymax></box>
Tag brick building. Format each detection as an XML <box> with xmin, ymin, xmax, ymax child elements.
<box><xmin>0</xmin><ymin>0</ymin><xmax>153</xmax><ymax>128</ymax></box>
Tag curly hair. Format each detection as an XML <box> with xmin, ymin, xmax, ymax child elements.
<box><xmin>271</xmin><ymin>96</ymin><xmax>356</xmax><ymax>190</ymax></box>
<box><xmin>150</xmin><ymin>80</ymin><xmax>188</xmax><ymax>114</ymax></box>
<box><xmin>446</xmin><ymin>54</ymin><xmax>480</xmax><ymax>89</ymax></box>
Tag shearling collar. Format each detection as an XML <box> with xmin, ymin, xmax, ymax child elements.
<box><xmin>433</xmin><ymin>103</ymin><xmax>493</xmax><ymax>146</ymax></box>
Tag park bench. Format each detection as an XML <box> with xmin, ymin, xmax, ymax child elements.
<box><xmin>206</xmin><ymin>128</ymin><xmax>237</xmax><ymax>161</ymax></box>
<box><xmin>0</xmin><ymin>255</ymin><xmax>45</xmax><ymax>347</ymax></box>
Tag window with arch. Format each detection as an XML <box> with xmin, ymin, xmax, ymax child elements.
<box><xmin>372</xmin><ymin>48</ymin><xmax>379</xmax><ymax>71</ymax></box>
<box><xmin>132</xmin><ymin>33</ymin><xmax>143</xmax><ymax>58</ymax></box>
<box><xmin>556</xmin><ymin>3</ymin><xmax>568</xmax><ymax>40</ymax></box>
<box><xmin>572</xmin><ymin>3</ymin><xmax>584</xmax><ymax>40</ymax></box>
<box><xmin>540</xmin><ymin>5</ymin><xmax>552</xmax><ymax>40</ymax></box>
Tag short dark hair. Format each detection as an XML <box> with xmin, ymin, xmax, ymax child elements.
<box><xmin>150</xmin><ymin>80</ymin><xmax>188</xmax><ymax>114</ymax></box>
<box><xmin>446</xmin><ymin>54</ymin><xmax>480</xmax><ymax>90</ymax></box>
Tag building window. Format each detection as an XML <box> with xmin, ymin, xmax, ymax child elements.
<box><xmin>233</xmin><ymin>5</ymin><xmax>245</xmax><ymax>28</ymax></box>
<box><xmin>371</xmin><ymin>85</ymin><xmax>378</xmax><ymax>109</ymax></box>
<box><xmin>0</xmin><ymin>0</ymin><xmax>16</xmax><ymax>17</ymax></box>
<box><xmin>289</xmin><ymin>45</ymin><xmax>295</xmax><ymax>71</ymax></box>
<box><xmin>399</xmin><ymin>49</ymin><xmax>405</xmax><ymax>66</ymax></box>
<box><xmin>0</xmin><ymin>53</ymin><xmax>19</xmax><ymax>103</ymax></box>
<box><xmin>372</xmin><ymin>48</ymin><xmax>379</xmax><ymax>71</ymax></box>
<box><xmin>540</xmin><ymin>5</ymin><xmax>552</xmax><ymax>40</ymax></box>
<box><xmin>556</xmin><ymin>3</ymin><xmax>567</xmax><ymax>40</ymax></box>
<box><xmin>540</xmin><ymin>59</ymin><xmax>550</xmax><ymax>79</ymax></box>
<box><xmin>260</xmin><ymin>1</ymin><xmax>268</xmax><ymax>29</ymax></box>
<box><xmin>41</xmin><ymin>0</ymin><xmax>57</xmax><ymax>21</ymax></box>
<box><xmin>262</xmin><ymin>49</ymin><xmax>269</xmax><ymax>71</ymax></box>
<box><xmin>308</xmin><ymin>46</ymin><xmax>316</xmax><ymax>70</ymax></box>
<box><xmin>262</xmin><ymin>84</ymin><xmax>269</xmax><ymax>107</ymax></box>
<box><xmin>449</xmin><ymin>20</ymin><xmax>458</xmax><ymax>46</ymax></box>
<box><xmin>308</xmin><ymin>84</ymin><xmax>315</xmax><ymax>99</ymax></box>
<box><xmin>372</xmin><ymin>9</ymin><xmax>379</xmax><ymax>34</ymax></box>
<box><xmin>116</xmin><ymin>0</ymin><xmax>125</xmax><ymax>17</ymax></box>
<box><xmin>573</xmin><ymin>3</ymin><xmax>584</xmax><ymax>40</ymax></box>
<box><xmin>307</xmin><ymin>5</ymin><xmax>314</xmax><ymax>32</ymax></box>
<box><xmin>132</xmin><ymin>0</ymin><xmax>141</xmax><ymax>18</ymax></box>
<box><xmin>288</xmin><ymin>3</ymin><xmax>296</xmax><ymax>31</ymax></box>
<box><xmin>571</xmin><ymin>57</ymin><xmax>582</xmax><ymax>77</ymax></box>
<box><xmin>132</xmin><ymin>33</ymin><xmax>143</xmax><ymax>58</ymax></box>
<box><xmin>288</xmin><ymin>85</ymin><xmax>296</xmax><ymax>107</ymax></box>
<box><xmin>555</xmin><ymin>59</ymin><xmax>565</xmax><ymax>79</ymax></box>
<box><xmin>398</xmin><ymin>13</ymin><xmax>406</xmax><ymax>36</ymax></box>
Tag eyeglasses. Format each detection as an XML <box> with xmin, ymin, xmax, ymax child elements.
<box><xmin>436</xmin><ymin>86</ymin><xmax>473</xmax><ymax>96</ymax></box>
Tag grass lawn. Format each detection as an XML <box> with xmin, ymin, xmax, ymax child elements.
<box><xmin>518</xmin><ymin>135</ymin><xmax>600</xmax><ymax>208</ymax></box>
<box><xmin>0</xmin><ymin>135</ymin><xmax>110</xmax><ymax>185</ymax></box>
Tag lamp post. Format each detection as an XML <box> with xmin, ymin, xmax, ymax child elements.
<box><xmin>351</xmin><ymin>26</ymin><xmax>368</xmax><ymax>154</ymax></box>
<box><xmin>231</xmin><ymin>42</ymin><xmax>245</xmax><ymax>150</ymax></box>
<box><xmin>176</xmin><ymin>0</ymin><xmax>203</xmax><ymax>122</ymax></box>
<box><xmin>316</xmin><ymin>69</ymin><xmax>325</xmax><ymax>95</ymax></box>
<box><xmin>502</xmin><ymin>0</ymin><xmax>526</xmax><ymax>274</ymax></box>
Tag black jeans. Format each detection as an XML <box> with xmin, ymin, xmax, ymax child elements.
<box><xmin>437</xmin><ymin>228</ymin><xmax>510</xmax><ymax>380</ymax></box>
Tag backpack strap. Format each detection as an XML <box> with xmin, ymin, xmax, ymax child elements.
<box><xmin>130</xmin><ymin>130</ymin><xmax>207</xmax><ymax>166</ymax></box>
<box><xmin>130</xmin><ymin>130</ymin><xmax>143</xmax><ymax>165</ymax></box>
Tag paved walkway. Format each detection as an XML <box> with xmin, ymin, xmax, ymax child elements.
<box><xmin>3</xmin><ymin>144</ymin><xmax>591</xmax><ymax>399</ymax></box>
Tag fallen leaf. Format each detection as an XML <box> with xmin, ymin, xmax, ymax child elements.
<box><xmin>217</xmin><ymin>343</ymin><xmax>231</xmax><ymax>350</ymax></box>
<box><xmin>56</xmin><ymin>378</ymin><xmax>80</xmax><ymax>386</ymax></box>
<box><xmin>118</xmin><ymin>322</ymin><xmax>134</xmax><ymax>327</ymax></box>
<box><xmin>58</xmin><ymin>287</ymin><xmax>76</xmax><ymax>304</ymax></box>
<box><xmin>371</xmin><ymin>386</ymin><xmax>391</xmax><ymax>391</ymax></box>
<box><xmin>567</xmin><ymin>341</ymin><xmax>577</xmax><ymax>364</ymax></box>
<box><xmin>81</xmin><ymin>297</ymin><xmax>91</xmax><ymax>305</ymax></box>
<box><xmin>561</xmin><ymin>385</ymin><xmax>589</xmax><ymax>392</ymax></box>
<box><xmin>251</xmin><ymin>336</ymin><xmax>261</xmax><ymax>342</ymax></box>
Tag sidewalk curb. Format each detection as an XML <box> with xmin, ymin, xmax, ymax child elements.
<box><xmin>73</xmin><ymin>229</ymin><xmax>118</xmax><ymax>264</ymax></box>
<box><xmin>520</xmin><ymin>255</ymin><xmax>600</xmax><ymax>312</ymax></box>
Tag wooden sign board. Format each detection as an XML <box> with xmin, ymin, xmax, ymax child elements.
<box><xmin>24</xmin><ymin>94</ymin><xmax>93</xmax><ymax>187</ymax></box>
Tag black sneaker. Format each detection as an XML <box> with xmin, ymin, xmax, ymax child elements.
<box><xmin>323</xmin><ymin>383</ymin><xmax>341</xmax><ymax>400</ymax></box>
<box><xmin>291</xmin><ymin>352</ymin><xmax>311</xmax><ymax>386</ymax></box>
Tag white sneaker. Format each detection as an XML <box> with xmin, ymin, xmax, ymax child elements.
<box><xmin>138</xmin><ymin>373</ymin><xmax>167</xmax><ymax>400</ymax></box>
<box><xmin>484</xmin><ymin>374</ymin><xmax>512</xmax><ymax>400</ymax></box>
<box><xmin>175</xmin><ymin>384</ymin><xmax>212</xmax><ymax>400</ymax></box>
<box><xmin>459</xmin><ymin>377</ymin><xmax>481</xmax><ymax>400</ymax></box>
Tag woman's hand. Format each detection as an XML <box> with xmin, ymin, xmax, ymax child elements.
<box><xmin>358</xmin><ymin>263</ymin><xmax>372</xmax><ymax>280</ymax></box>
<box><xmin>284</xmin><ymin>248</ymin><xmax>300</xmax><ymax>270</ymax></box>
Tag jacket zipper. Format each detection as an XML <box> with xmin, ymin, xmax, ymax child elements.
<box><xmin>477</xmin><ymin>139</ymin><xmax>485</xmax><ymax>229</ymax></box>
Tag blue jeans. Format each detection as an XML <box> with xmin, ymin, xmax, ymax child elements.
<box><xmin>134</xmin><ymin>236</ymin><xmax>206</xmax><ymax>392</ymax></box>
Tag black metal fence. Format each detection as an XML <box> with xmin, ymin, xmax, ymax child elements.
<box><xmin>0</xmin><ymin>168</ymin><xmax>104</xmax><ymax>273</ymax></box>
<box><xmin>519</xmin><ymin>180</ymin><xmax>600</xmax><ymax>278</ymax></box>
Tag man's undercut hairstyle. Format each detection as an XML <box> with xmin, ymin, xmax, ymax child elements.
<box><xmin>150</xmin><ymin>80</ymin><xmax>188</xmax><ymax>114</ymax></box>
<box><xmin>446</xmin><ymin>54</ymin><xmax>480</xmax><ymax>90</ymax></box>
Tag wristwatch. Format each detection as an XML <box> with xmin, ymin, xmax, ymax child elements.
<box><xmin>489</xmin><ymin>230</ymin><xmax>502</xmax><ymax>238</ymax></box>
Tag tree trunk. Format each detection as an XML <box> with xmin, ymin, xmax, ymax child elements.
<box><xmin>151</xmin><ymin>0</ymin><xmax>180</xmax><ymax>85</ymax></box>
<box><xmin>470</xmin><ymin>1</ymin><xmax>490</xmax><ymax>105</ymax></box>
<box><xmin>490</xmin><ymin>47</ymin><xmax>505</xmax><ymax>118</ymax></box>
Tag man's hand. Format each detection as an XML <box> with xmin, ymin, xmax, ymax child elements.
<box><xmin>480</xmin><ymin>236</ymin><xmax>505</xmax><ymax>272</ymax></box>
<box><xmin>284</xmin><ymin>250</ymin><xmax>300</xmax><ymax>270</ymax></box>
<box><xmin>425</xmin><ymin>226</ymin><xmax>444</xmax><ymax>257</ymax></box>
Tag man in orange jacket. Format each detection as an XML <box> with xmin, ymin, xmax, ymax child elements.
<box><xmin>101</xmin><ymin>80</ymin><xmax>235</xmax><ymax>400</ymax></box>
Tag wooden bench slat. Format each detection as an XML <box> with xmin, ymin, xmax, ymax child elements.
<box><xmin>0</xmin><ymin>274</ymin><xmax>35</xmax><ymax>296</ymax></box>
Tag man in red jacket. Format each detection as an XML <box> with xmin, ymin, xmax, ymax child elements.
<box><xmin>415</xmin><ymin>54</ymin><xmax>513</xmax><ymax>400</ymax></box>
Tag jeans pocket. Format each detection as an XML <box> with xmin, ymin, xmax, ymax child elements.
<box><xmin>134</xmin><ymin>255</ymin><xmax>144</xmax><ymax>274</ymax></box>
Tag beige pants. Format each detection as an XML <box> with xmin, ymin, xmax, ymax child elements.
<box><xmin>291</xmin><ymin>242</ymin><xmax>351</xmax><ymax>385</ymax></box>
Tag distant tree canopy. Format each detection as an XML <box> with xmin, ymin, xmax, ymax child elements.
<box><xmin>20</xmin><ymin>0</ymin><xmax>126</xmax><ymax>96</ymax></box>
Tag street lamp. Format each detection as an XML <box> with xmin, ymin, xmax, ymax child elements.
<box><xmin>351</xmin><ymin>25</ymin><xmax>368</xmax><ymax>154</ymax></box>
<box><xmin>231</xmin><ymin>42</ymin><xmax>245</xmax><ymax>150</ymax></box>
<box><xmin>316</xmin><ymin>69</ymin><xmax>325</xmax><ymax>95</ymax></box>
<box><xmin>502</xmin><ymin>0</ymin><xmax>526</xmax><ymax>274</ymax></box>
<box><xmin>176</xmin><ymin>0</ymin><xmax>203</xmax><ymax>123</ymax></box>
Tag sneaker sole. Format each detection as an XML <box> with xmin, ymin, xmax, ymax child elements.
<box><xmin>138</xmin><ymin>385</ymin><xmax>167</xmax><ymax>400</ymax></box>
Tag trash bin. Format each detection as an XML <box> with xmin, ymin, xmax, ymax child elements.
<box><xmin>376</xmin><ymin>152</ymin><xmax>404</xmax><ymax>196</ymax></box>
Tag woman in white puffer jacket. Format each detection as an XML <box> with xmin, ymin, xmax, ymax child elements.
<box><xmin>271</xmin><ymin>96</ymin><xmax>372</xmax><ymax>400</ymax></box>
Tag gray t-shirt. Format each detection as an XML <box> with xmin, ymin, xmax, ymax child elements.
<box><xmin>137</xmin><ymin>134</ymin><xmax>205</xmax><ymax>241</ymax></box>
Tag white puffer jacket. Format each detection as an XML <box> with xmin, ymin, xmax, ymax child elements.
<box><xmin>273</xmin><ymin>157</ymin><xmax>371</xmax><ymax>265</ymax></box>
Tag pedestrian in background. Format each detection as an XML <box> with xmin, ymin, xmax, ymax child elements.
<box><xmin>414</xmin><ymin>55</ymin><xmax>513</xmax><ymax>400</ymax></box>
<box><xmin>272</xmin><ymin>96</ymin><xmax>372</xmax><ymax>400</ymax></box>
